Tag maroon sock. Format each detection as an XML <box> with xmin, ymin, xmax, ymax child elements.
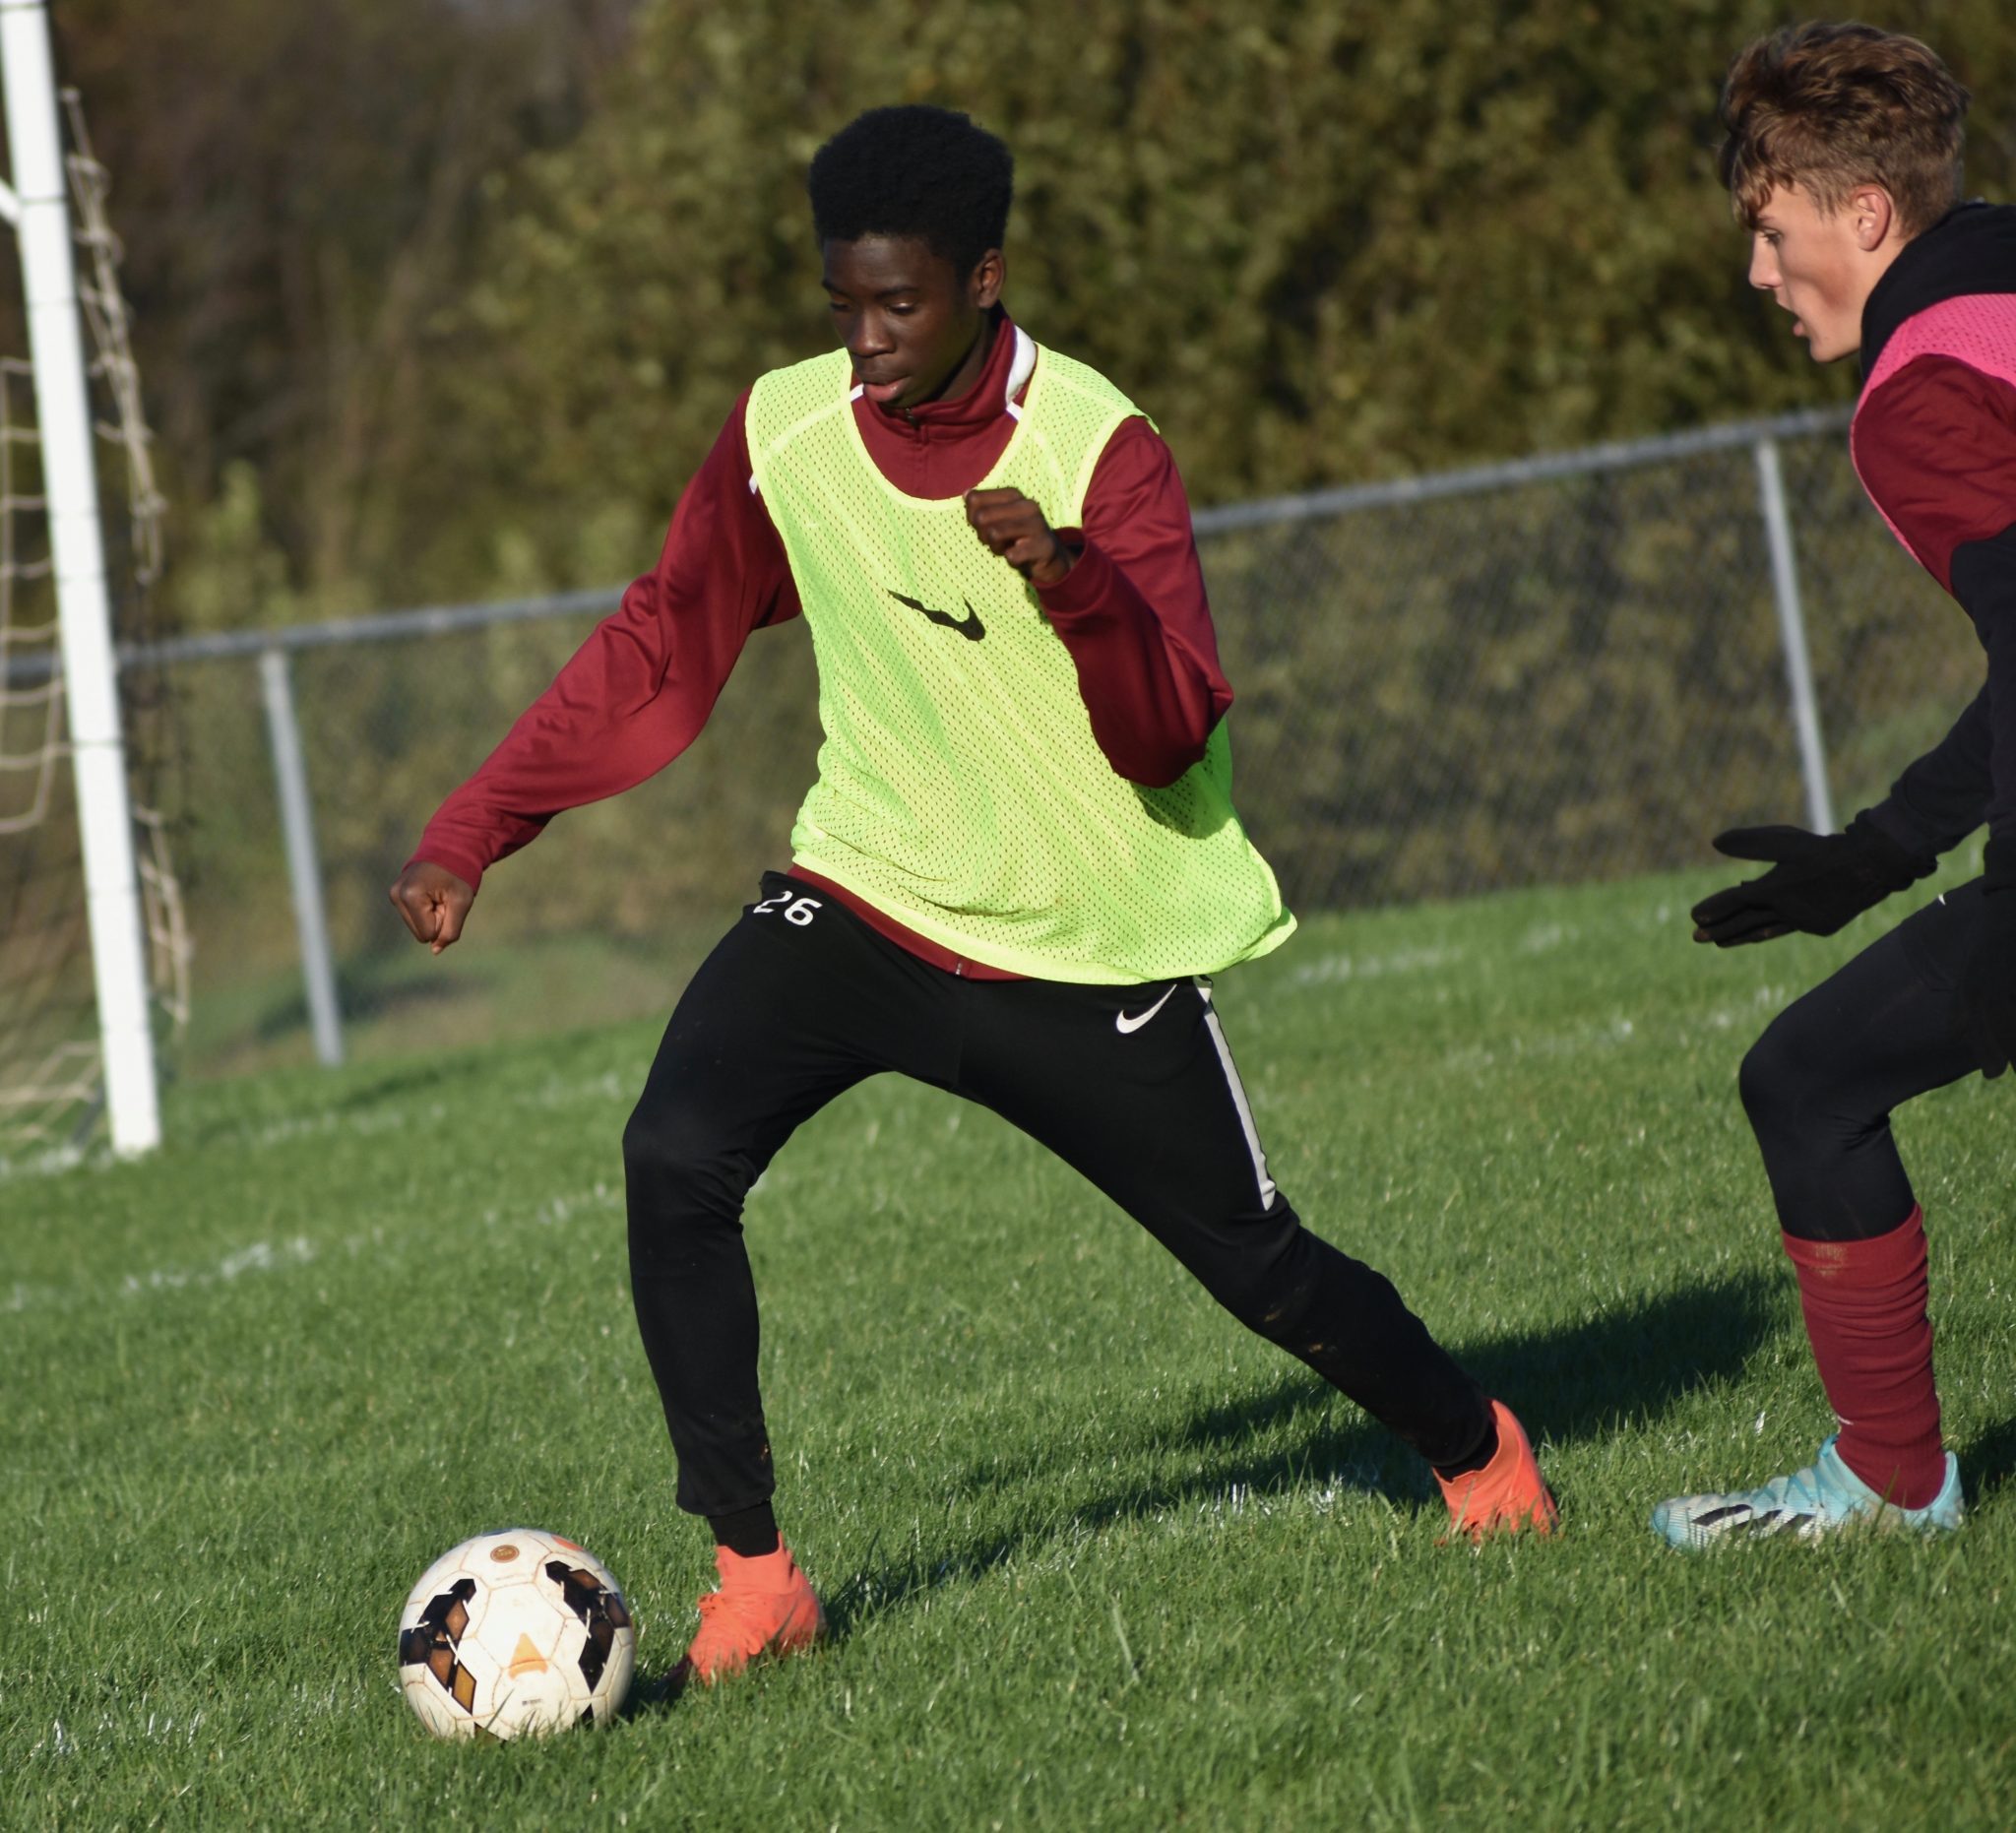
<box><xmin>1782</xmin><ymin>1208</ymin><xmax>1945</xmax><ymax>1509</ymax></box>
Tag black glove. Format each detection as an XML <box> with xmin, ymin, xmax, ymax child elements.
<box><xmin>1690</xmin><ymin>814</ymin><xmax>1933</xmax><ymax>947</ymax></box>
<box><xmin>1957</xmin><ymin>850</ymin><xmax>2016</xmax><ymax>1078</ymax></box>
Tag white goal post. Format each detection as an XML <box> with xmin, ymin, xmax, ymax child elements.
<box><xmin>0</xmin><ymin>0</ymin><xmax>158</xmax><ymax>1154</ymax></box>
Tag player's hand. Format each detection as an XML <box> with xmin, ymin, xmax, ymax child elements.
<box><xmin>389</xmin><ymin>859</ymin><xmax>475</xmax><ymax>955</ymax></box>
<box><xmin>1957</xmin><ymin>871</ymin><xmax>2016</xmax><ymax>1078</ymax></box>
<box><xmin>1689</xmin><ymin>816</ymin><xmax>1931</xmax><ymax>946</ymax></box>
<box><xmin>964</xmin><ymin>487</ymin><xmax>1075</xmax><ymax>587</ymax></box>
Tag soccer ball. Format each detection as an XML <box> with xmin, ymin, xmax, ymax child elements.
<box><xmin>397</xmin><ymin>1529</ymin><xmax>635</xmax><ymax>1739</ymax></box>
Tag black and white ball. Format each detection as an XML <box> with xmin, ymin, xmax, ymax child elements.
<box><xmin>397</xmin><ymin>1529</ymin><xmax>635</xmax><ymax>1738</ymax></box>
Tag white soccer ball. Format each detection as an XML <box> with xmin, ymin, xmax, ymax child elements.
<box><xmin>397</xmin><ymin>1528</ymin><xmax>636</xmax><ymax>1739</ymax></box>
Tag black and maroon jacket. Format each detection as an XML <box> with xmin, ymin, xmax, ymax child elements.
<box><xmin>1852</xmin><ymin>202</ymin><xmax>2016</xmax><ymax>878</ymax></box>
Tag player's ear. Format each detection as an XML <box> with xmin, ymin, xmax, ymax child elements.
<box><xmin>970</xmin><ymin>249</ymin><xmax>1005</xmax><ymax>311</ymax></box>
<box><xmin>1851</xmin><ymin>185</ymin><xmax>1896</xmax><ymax>251</ymax></box>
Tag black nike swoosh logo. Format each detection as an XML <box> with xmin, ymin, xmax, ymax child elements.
<box><xmin>887</xmin><ymin>589</ymin><xmax>985</xmax><ymax>642</ymax></box>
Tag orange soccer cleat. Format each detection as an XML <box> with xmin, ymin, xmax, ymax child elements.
<box><xmin>1436</xmin><ymin>1400</ymin><xmax>1558</xmax><ymax>1542</ymax></box>
<box><xmin>676</xmin><ymin>1541</ymin><xmax>827</xmax><ymax>1686</ymax></box>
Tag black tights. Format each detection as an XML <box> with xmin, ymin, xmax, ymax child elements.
<box><xmin>623</xmin><ymin>875</ymin><xmax>1491</xmax><ymax>1517</ymax></box>
<box><xmin>1737</xmin><ymin>879</ymin><xmax>1984</xmax><ymax>1243</ymax></box>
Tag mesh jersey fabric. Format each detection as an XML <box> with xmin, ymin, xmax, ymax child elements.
<box><xmin>745</xmin><ymin>342</ymin><xmax>1293</xmax><ymax>984</ymax></box>
<box><xmin>1853</xmin><ymin>294</ymin><xmax>2016</xmax><ymax>570</ymax></box>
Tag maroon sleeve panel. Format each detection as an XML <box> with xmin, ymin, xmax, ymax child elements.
<box><xmin>1035</xmin><ymin>417</ymin><xmax>1234</xmax><ymax>788</ymax></box>
<box><xmin>409</xmin><ymin>392</ymin><xmax>800</xmax><ymax>891</ymax></box>
<box><xmin>1856</xmin><ymin>355</ymin><xmax>2016</xmax><ymax>861</ymax></box>
<box><xmin>1855</xmin><ymin>355</ymin><xmax>2016</xmax><ymax>593</ymax></box>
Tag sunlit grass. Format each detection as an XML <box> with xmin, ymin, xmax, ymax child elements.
<box><xmin>6</xmin><ymin>868</ymin><xmax>2012</xmax><ymax>1828</ymax></box>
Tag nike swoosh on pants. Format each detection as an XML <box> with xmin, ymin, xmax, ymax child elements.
<box><xmin>1114</xmin><ymin>984</ymin><xmax>1178</xmax><ymax>1034</ymax></box>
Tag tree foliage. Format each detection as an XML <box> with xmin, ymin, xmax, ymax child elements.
<box><xmin>21</xmin><ymin>1</ymin><xmax>2016</xmax><ymax>982</ymax></box>
<box><xmin>25</xmin><ymin>0</ymin><xmax>2014</xmax><ymax>610</ymax></box>
<box><xmin>389</xmin><ymin>0</ymin><xmax>2013</xmax><ymax>601</ymax></box>
<box><xmin>46</xmin><ymin>0</ymin><xmax>637</xmax><ymax>601</ymax></box>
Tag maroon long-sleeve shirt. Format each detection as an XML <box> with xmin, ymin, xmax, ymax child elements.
<box><xmin>1850</xmin><ymin>204</ymin><xmax>2016</xmax><ymax>875</ymax></box>
<box><xmin>412</xmin><ymin>314</ymin><xmax>1233</xmax><ymax>970</ymax></box>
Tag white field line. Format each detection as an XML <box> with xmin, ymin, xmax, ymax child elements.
<box><xmin>4</xmin><ymin>1182</ymin><xmax>622</xmax><ymax>1318</ymax></box>
<box><xmin>1290</xmin><ymin>943</ymin><xmax>1465</xmax><ymax>986</ymax></box>
<box><xmin>1440</xmin><ymin>1017</ymin><xmax>1638</xmax><ymax>1071</ymax></box>
<box><xmin>844</xmin><ymin>1474</ymin><xmax>1392</xmax><ymax>1600</ymax></box>
<box><xmin>2</xmin><ymin>1068</ymin><xmax>634</xmax><ymax>1183</ymax></box>
<box><xmin>1284</xmin><ymin>902</ymin><xmax>1687</xmax><ymax>990</ymax></box>
<box><xmin>0</xmin><ymin>1141</ymin><xmax>90</xmax><ymax>1182</ymax></box>
<box><xmin>124</xmin><ymin>1234</ymin><xmax>319</xmax><ymax>1293</ymax></box>
<box><xmin>24</xmin><ymin>1682</ymin><xmax>352</xmax><ymax>1760</ymax></box>
<box><xmin>1440</xmin><ymin>984</ymin><xmax>1792</xmax><ymax>1072</ymax></box>
<box><xmin>1695</xmin><ymin>986</ymin><xmax>1797</xmax><ymax>1029</ymax></box>
<box><xmin>993</xmin><ymin>1476</ymin><xmax>1396</xmax><ymax>1582</ymax></box>
<box><xmin>197</xmin><ymin>1071</ymin><xmax>631</xmax><ymax>1152</ymax></box>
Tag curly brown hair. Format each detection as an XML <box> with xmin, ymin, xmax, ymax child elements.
<box><xmin>1719</xmin><ymin>22</ymin><xmax>1969</xmax><ymax>235</ymax></box>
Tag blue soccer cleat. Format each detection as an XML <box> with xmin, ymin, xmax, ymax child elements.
<box><xmin>1651</xmin><ymin>1434</ymin><xmax>1963</xmax><ymax>1549</ymax></box>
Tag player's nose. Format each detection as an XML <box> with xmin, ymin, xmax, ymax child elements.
<box><xmin>847</xmin><ymin>315</ymin><xmax>894</xmax><ymax>361</ymax></box>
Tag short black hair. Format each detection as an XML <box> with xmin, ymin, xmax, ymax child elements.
<box><xmin>807</xmin><ymin>105</ymin><xmax>1013</xmax><ymax>276</ymax></box>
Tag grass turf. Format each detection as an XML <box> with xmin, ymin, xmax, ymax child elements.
<box><xmin>5</xmin><ymin>867</ymin><xmax>2014</xmax><ymax>1828</ymax></box>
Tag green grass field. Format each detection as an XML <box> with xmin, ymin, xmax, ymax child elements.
<box><xmin>6</xmin><ymin>868</ymin><xmax>2014</xmax><ymax>1829</ymax></box>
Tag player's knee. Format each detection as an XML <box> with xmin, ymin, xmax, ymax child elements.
<box><xmin>621</xmin><ymin>1095</ymin><xmax>748</xmax><ymax>1233</ymax></box>
<box><xmin>1739</xmin><ymin>998</ymin><xmax>1881</xmax><ymax>1172</ymax></box>
<box><xmin>1737</xmin><ymin>1012</ymin><xmax>1815</xmax><ymax>1146</ymax></box>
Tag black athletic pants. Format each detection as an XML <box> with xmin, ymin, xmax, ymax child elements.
<box><xmin>1738</xmin><ymin>879</ymin><xmax>1987</xmax><ymax>1242</ymax></box>
<box><xmin>624</xmin><ymin>874</ymin><xmax>1491</xmax><ymax>1517</ymax></box>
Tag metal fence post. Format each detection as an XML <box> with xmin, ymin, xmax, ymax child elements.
<box><xmin>1753</xmin><ymin>433</ymin><xmax>1835</xmax><ymax>834</ymax></box>
<box><xmin>258</xmin><ymin>646</ymin><xmax>345</xmax><ymax>1067</ymax></box>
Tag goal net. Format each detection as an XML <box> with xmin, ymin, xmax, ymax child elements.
<box><xmin>0</xmin><ymin>91</ymin><xmax>187</xmax><ymax>1159</ymax></box>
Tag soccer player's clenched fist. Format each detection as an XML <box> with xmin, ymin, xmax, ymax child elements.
<box><xmin>963</xmin><ymin>487</ymin><xmax>1076</xmax><ymax>587</ymax></box>
<box><xmin>390</xmin><ymin>859</ymin><xmax>475</xmax><ymax>954</ymax></box>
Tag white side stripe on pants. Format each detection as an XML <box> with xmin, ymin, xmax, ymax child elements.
<box><xmin>1194</xmin><ymin>979</ymin><xmax>1277</xmax><ymax>1209</ymax></box>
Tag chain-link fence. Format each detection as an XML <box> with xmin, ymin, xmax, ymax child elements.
<box><xmin>1194</xmin><ymin>408</ymin><xmax>1977</xmax><ymax>912</ymax></box>
<box><xmin>132</xmin><ymin>406</ymin><xmax>1980</xmax><ymax>1077</ymax></box>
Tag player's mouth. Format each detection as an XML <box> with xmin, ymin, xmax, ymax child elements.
<box><xmin>856</xmin><ymin>374</ymin><xmax>910</xmax><ymax>407</ymax></box>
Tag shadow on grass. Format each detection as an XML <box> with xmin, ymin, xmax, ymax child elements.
<box><xmin>1460</xmin><ymin>1267</ymin><xmax>1786</xmax><ymax>1447</ymax></box>
<box><xmin>177</xmin><ymin>1056</ymin><xmax>470</xmax><ymax>1149</ymax></box>
<box><xmin>617</xmin><ymin>1270</ymin><xmax>1787</xmax><ymax>1707</ymax></box>
<box><xmin>253</xmin><ymin>958</ymin><xmax>475</xmax><ymax>1044</ymax></box>
<box><xmin>1957</xmin><ymin>1412</ymin><xmax>2016</xmax><ymax>1505</ymax></box>
<box><xmin>794</xmin><ymin>1269</ymin><xmax>1786</xmax><ymax>1648</ymax></box>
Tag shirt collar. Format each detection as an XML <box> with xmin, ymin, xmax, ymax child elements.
<box><xmin>855</xmin><ymin>306</ymin><xmax>1032</xmax><ymax>431</ymax></box>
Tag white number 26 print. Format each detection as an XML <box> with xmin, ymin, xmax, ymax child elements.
<box><xmin>754</xmin><ymin>890</ymin><xmax>823</xmax><ymax>927</ymax></box>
